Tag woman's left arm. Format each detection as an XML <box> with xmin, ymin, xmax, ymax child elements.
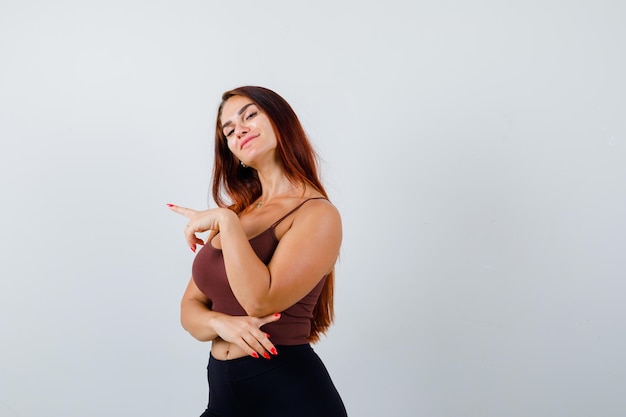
<box><xmin>168</xmin><ymin>201</ymin><xmax>342</xmax><ymax>317</ymax></box>
<box><xmin>220</xmin><ymin>200</ymin><xmax>342</xmax><ymax>316</ymax></box>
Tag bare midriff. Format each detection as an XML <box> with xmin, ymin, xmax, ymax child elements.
<box><xmin>211</xmin><ymin>338</ymin><xmax>249</xmax><ymax>360</ymax></box>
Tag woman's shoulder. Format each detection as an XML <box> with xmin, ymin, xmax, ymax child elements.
<box><xmin>293</xmin><ymin>195</ymin><xmax>341</xmax><ymax>225</ymax></box>
<box><xmin>273</xmin><ymin>196</ymin><xmax>341</xmax><ymax>244</ymax></box>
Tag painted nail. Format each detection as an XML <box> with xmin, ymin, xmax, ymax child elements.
<box><xmin>251</xmin><ymin>352</ymin><xmax>259</xmax><ymax>358</ymax></box>
<box><xmin>274</xmin><ymin>313</ymin><xmax>281</xmax><ymax>318</ymax></box>
<box><xmin>263</xmin><ymin>352</ymin><xmax>271</xmax><ymax>359</ymax></box>
<box><xmin>190</xmin><ymin>246</ymin><xmax>196</xmax><ymax>253</ymax></box>
<box><xmin>266</xmin><ymin>333</ymin><xmax>270</xmax><ymax>338</ymax></box>
<box><xmin>166</xmin><ymin>203</ymin><xmax>174</xmax><ymax>207</ymax></box>
<box><xmin>270</xmin><ymin>348</ymin><xmax>278</xmax><ymax>355</ymax></box>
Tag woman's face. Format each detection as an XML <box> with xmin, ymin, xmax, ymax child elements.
<box><xmin>220</xmin><ymin>95</ymin><xmax>278</xmax><ymax>166</ymax></box>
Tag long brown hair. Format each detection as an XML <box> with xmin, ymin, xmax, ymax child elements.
<box><xmin>211</xmin><ymin>85</ymin><xmax>335</xmax><ymax>343</ymax></box>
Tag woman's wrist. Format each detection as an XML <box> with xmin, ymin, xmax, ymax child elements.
<box><xmin>217</xmin><ymin>208</ymin><xmax>240</xmax><ymax>233</ymax></box>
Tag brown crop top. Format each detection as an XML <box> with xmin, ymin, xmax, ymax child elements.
<box><xmin>191</xmin><ymin>197</ymin><xmax>327</xmax><ymax>345</ymax></box>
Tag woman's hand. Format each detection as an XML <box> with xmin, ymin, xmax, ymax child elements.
<box><xmin>166</xmin><ymin>203</ymin><xmax>235</xmax><ymax>252</ymax></box>
<box><xmin>211</xmin><ymin>312</ymin><xmax>282</xmax><ymax>359</ymax></box>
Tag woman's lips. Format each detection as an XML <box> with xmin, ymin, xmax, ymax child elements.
<box><xmin>240</xmin><ymin>134</ymin><xmax>259</xmax><ymax>150</ymax></box>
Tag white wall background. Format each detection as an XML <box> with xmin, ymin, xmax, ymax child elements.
<box><xmin>1</xmin><ymin>1</ymin><xmax>625</xmax><ymax>416</ymax></box>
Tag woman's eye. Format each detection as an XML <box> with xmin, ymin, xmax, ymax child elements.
<box><xmin>225</xmin><ymin>129</ymin><xmax>234</xmax><ymax>137</ymax></box>
<box><xmin>245</xmin><ymin>111</ymin><xmax>257</xmax><ymax>120</ymax></box>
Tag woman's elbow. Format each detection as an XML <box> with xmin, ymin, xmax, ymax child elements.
<box><xmin>180</xmin><ymin>318</ymin><xmax>214</xmax><ymax>342</ymax></box>
<box><xmin>243</xmin><ymin>302</ymin><xmax>276</xmax><ymax>318</ymax></box>
<box><xmin>180</xmin><ymin>309</ymin><xmax>214</xmax><ymax>342</ymax></box>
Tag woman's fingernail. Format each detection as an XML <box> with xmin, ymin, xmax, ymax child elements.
<box><xmin>263</xmin><ymin>352</ymin><xmax>271</xmax><ymax>359</ymax></box>
<box><xmin>270</xmin><ymin>348</ymin><xmax>278</xmax><ymax>355</ymax></box>
<box><xmin>274</xmin><ymin>313</ymin><xmax>281</xmax><ymax>318</ymax></box>
<box><xmin>190</xmin><ymin>246</ymin><xmax>196</xmax><ymax>253</ymax></box>
<box><xmin>166</xmin><ymin>203</ymin><xmax>174</xmax><ymax>207</ymax></box>
<box><xmin>251</xmin><ymin>352</ymin><xmax>259</xmax><ymax>358</ymax></box>
<box><xmin>266</xmin><ymin>333</ymin><xmax>270</xmax><ymax>338</ymax></box>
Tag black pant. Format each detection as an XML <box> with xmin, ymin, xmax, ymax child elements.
<box><xmin>199</xmin><ymin>344</ymin><xmax>347</xmax><ymax>417</ymax></box>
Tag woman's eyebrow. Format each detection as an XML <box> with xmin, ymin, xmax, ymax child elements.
<box><xmin>222</xmin><ymin>103</ymin><xmax>255</xmax><ymax>129</ymax></box>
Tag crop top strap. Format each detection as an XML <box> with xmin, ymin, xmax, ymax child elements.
<box><xmin>270</xmin><ymin>197</ymin><xmax>327</xmax><ymax>228</ymax></box>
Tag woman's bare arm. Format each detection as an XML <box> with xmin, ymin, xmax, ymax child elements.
<box><xmin>170</xmin><ymin>200</ymin><xmax>341</xmax><ymax>318</ymax></box>
<box><xmin>180</xmin><ymin>277</ymin><xmax>280</xmax><ymax>357</ymax></box>
<box><xmin>180</xmin><ymin>277</ymin><xmax>221</xmax><ymax>341</ymax></box>
<box><xmin>219</xmin><ymin>199</ymin><xmax>342</xmax><ymax>317</ymax></box>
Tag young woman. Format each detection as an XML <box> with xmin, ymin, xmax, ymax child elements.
<box><xmin>168</xmin><ymin>86</ymin><xmax>348</xmax><ymax>416</ymax></box>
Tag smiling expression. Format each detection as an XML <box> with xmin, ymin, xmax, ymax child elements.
<box><xmin>220</xmin><ymin>95</ymin><xmax>278</xmax><ymax>166</ymax></box>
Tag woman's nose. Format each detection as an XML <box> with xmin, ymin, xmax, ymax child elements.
<box><xmin>235</xmin><ymin>124</ymin><xmax>249</xmax><ymax>137</ymax></box>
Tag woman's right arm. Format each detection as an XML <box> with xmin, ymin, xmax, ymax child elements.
<box><xmin>180</xmin><ymin>276</ymin><xmax>221</xmax><ymax>341</ymax></box>
<box><xmin>180</xmin><ymin>277</ymin><xmax>280</xmax><ymax>357</ymax></box>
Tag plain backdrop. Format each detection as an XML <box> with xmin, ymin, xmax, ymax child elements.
<box><xmin>1</xmin><ymin>1</ymin><xmax>625</xmax><ymax>416</ymax></box>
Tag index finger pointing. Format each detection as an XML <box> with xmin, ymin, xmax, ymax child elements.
<box><xmin>166</xmin><ymin>203</ymin><xmax>197</xmax><ymax>219</ymax></box>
